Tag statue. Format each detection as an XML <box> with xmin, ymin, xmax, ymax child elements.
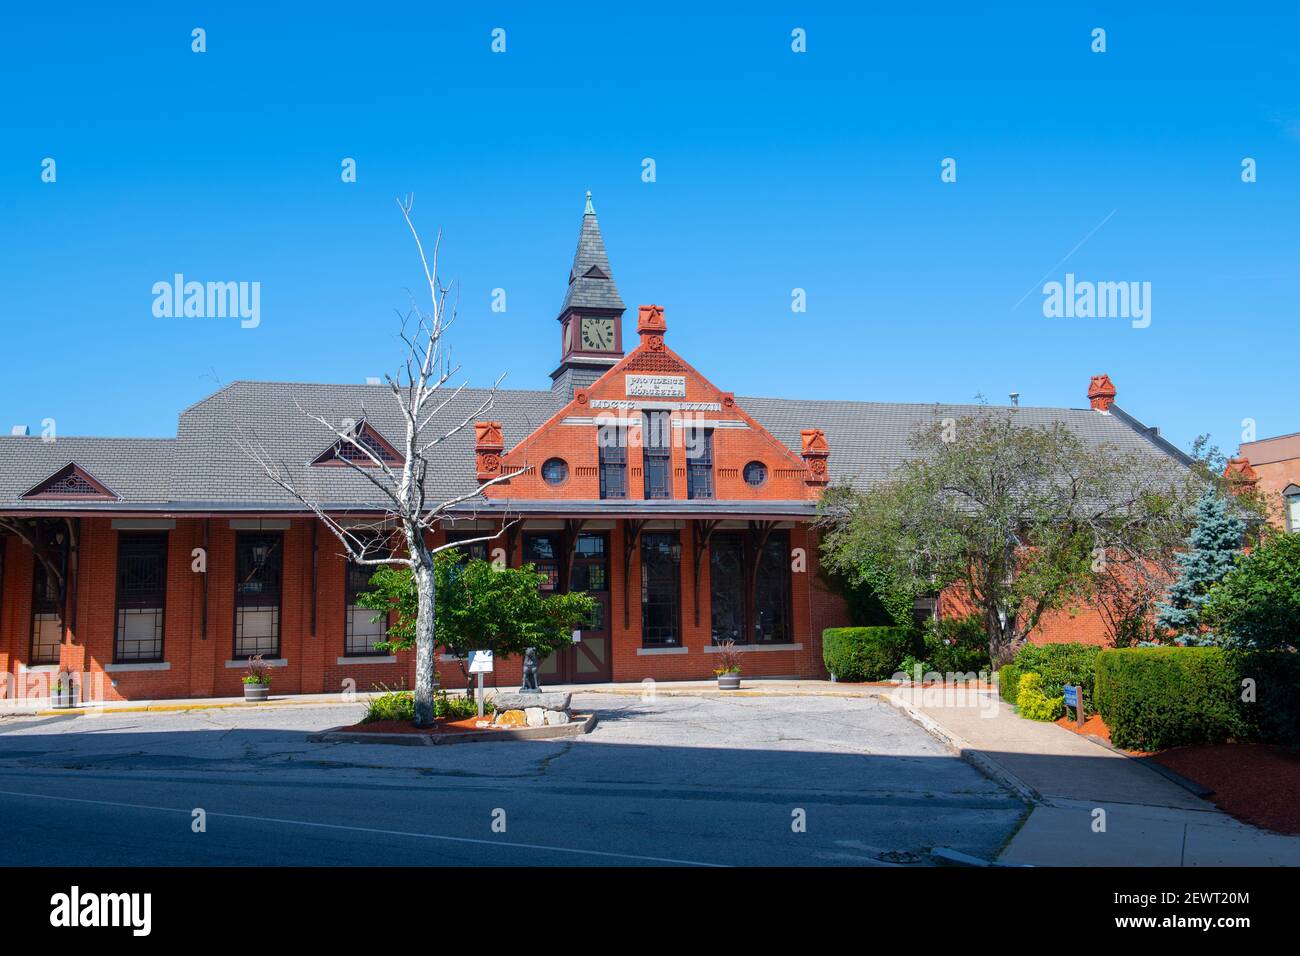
<box><xmin>519</xmin><ymin>647</ymin><xmax>541</xmax><ymax>693</ymax></box>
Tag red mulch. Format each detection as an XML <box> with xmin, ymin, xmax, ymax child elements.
<box><xmin>1151</xmin><ymin>744</ymin><xmax>1300</xmax><ymax>835</ymax></box>
<box><xmin>1054</xmin><ymin>713</ymin><xmax>1300</xmax><ymax>834</ymax></box>
<box><xmin>340</xmin><ymin>716</ymin><xmax>497</xmax><ymax>735</ymax></box>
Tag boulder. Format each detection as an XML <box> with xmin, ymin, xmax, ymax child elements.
<box><xmin>544</xmin><ymin>710</ymin><xmax>570</xmax><ymax>726</ymax></box>
<box><xmin>495</xmin><ymin>709</ymin><xmax>527</xmax><ymax>728</ymax></box>
<box><xmin>492</xmin><ymin>691</ymin><xmax>571</xmax><ymax>713</ymax></box>
<box><xmin>525</xmin><ymin>707</ymin><xmax>545</xmax><ymax>727</ymax></box>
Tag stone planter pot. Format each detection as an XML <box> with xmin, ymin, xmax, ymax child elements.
<box><xmin>716</xmin><ymin>672</ymin><xmax>741</xmax><ymax>690</ymax></box>
<box><xmin>243</xmin><ymin>683</ymin><xmax>270</xmax><ymax>702</ymax></box>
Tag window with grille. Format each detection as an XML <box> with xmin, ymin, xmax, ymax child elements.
<box><xmin>30</xmin><ymin>559</ymin><xmax>62</xmax><ymax>665</ymax></box>
<box><xmin>640</xmin><ymin>533</ymin><xmax>681</xmax><ymax>646</ymax></box>
<box><xmin>686</xmin><ymin>427</ymin><xmax>714</xmax><ymax>500</ymax></box>
<box><xmin>754</xmin><ymin>531</ymin><xmax>792</xmax><ymax>644</ymax></box>
<box><xmin>598</xmin><ymin>427</ymin><xmax>627</xmax><ymax>500</ymax></box>
<box><xmin>115</xmin><ymin>532</ymin><xmax>168</xmax><ymax>662</ymax></box>
<box><xmin>344</xmin><ymin>540</ymin><xmax>387</xmax><ymax>656</ymax></box>
<box><xmin>709</xmin><ymin>534</ymin><xmax>745</xmax><ymax>645</ymax></box>
<box><xmin>444</xmin><ymin>530</ymin><xmax>490</xmax><ymax>563</ymax></box>
<box><xmin>523</xmin><ymin>533</ymin><xmax>561</xmax><ymax>593</ymax></box>
<box><xmin>234</xmin><ymin>532</ymin><xmax>282</xmax><ymax>658</ymax></box>
<box><xmin>643</xmin><ymin>411</ymin><xmax>672</xmax><ymax>499</ymax></box>
<box><xmin>708</xmin><ymin>531</ymin><xmax>791</xmax><ymax>645</ymax></box>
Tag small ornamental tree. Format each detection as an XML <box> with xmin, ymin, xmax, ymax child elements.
<box><xmin>1202</xmin><ymin>531</ymin><xmax>1300</xmax><ymax>651</ymax></box>
<box><xmin>357</xmin><ymin>551</ymin><xmax>596</xmax><ymax>686</ymax></box>
<box><xmin>1155</xmin><ymin>490</ymin><xmax>1245</xmax><ymax>644</ymax></box>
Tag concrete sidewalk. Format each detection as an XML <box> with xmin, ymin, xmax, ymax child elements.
<box><xmin>887</xmin><ymin>686</ymin><xmax>1300</xmax><ymax>866</ymax></box>
<box><xmin>0</xmin><ymin>678</ymin><xmax>892</xmax><ymax>718</ymax></box>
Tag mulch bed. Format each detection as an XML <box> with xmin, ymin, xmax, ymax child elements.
<box><xmin>339</xmin><ymin>716</ymin><xmax>498</xmax><ymax>735</ymax></box>
<box><xmin>1053</xmin><ymin>713</ymin><xmax>1300</xmax><ymax>834</ymax></box>
<box><xmin>1150</xmin><ymin>744</ymin><xmax>1300</xmax><ymax>835</ymax></box>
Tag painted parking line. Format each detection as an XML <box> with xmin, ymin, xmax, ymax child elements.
<box><xmin>0</xmin><ymin>787</ymin><xmax>727</xmax><ymax>867</ymax></box>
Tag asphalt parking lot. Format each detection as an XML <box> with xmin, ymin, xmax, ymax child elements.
<box><xmin>0</xmin><ymin>692</ymin><xmax>1026</xmax><ymax>866</ymax></box>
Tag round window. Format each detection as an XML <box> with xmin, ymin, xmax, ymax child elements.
<box><xmin>743</xmin><ymin>461</ymin><xmax>768</xmax><ymax>487</ymax></box>
<box><xmin>541</xmin><ymin>457</ymin><xmax>569</xmax><ymax>485</ymax></box>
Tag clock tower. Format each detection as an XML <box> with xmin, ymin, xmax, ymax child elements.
<box><xmin>550</xmin><ymin>191</ymin><xmax>626</xmax><ymax>400</ymax></box>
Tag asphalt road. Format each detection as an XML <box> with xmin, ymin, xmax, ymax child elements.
<box><xmin>0</xmin><ymin>693</ymin><xmax>1026</xmax><ymax>866</ymax></box>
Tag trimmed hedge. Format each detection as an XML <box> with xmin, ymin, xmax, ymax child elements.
<box><xmin>823</xmin><ymin>626</ymin><xmax>915</xmax><ymax>681</ymax></box>
<box><xmin>1094</xmin><ymin>647</ymin><xmax>1246</xmax><ymax>751</ymax></box>
<box><xmin>998</xmin><ymin>664</ymin><xmax>1022</xmax><ymax>705</ymax></box>
<box><xmin>1013</xmin><ymin>643</ymin><xmax>1102</xmax><ymax>716</ymax></box>
<box><xmin>1234</xmin><ymin>649</ymin><xmax>1300</xmax><ymax>747</ymax></box>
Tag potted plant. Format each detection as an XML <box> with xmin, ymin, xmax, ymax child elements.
<box><xmin>242</xmin><ymin>654</ymin><xmax>272</xmax><ymax>701</ymax></box>
<box><xmin>713</xmin><ymin>640</ymin><xmax>742</xmax><ymax>690</ymax></box>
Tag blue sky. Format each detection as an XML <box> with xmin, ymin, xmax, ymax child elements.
<box><xmin>2</xmin><ymin>2</ymin><xmax>1297</xmax><ymax>456</ymax></box>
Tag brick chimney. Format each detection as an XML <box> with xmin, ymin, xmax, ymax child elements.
<box><xmin>801</xmin><ymin>428</ymin><xmax>829</xmax><ymax>486</ymax></box>
<box><xmin>474</xmin><ymin>421</ymin><xmax>504</xmax><ymax>482</ymax></box>
<box><xmin>1223</xmin><ymin>456</ymin><xmax>1259</xmax><ymax>492</ymax></box>
<box><xmin>637</xmin><ymin>304</ymin><xmax>666</xmax><ymax>350</ymax></box>
<box><xmin>1087</xmin><ymin>374</ymin><xmax>1117</xmax><ymax>412</ymax></box>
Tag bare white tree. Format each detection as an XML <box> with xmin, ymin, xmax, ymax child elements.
<box><xmin>241</xmin><ymin>196</ymin><xmax>518</xmax><ymax>726</ymax></box>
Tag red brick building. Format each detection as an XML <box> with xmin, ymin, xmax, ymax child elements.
<box><xmin>0</xmin><ymin>196</ymin><xmax>1193</xmax><ymax>703</ymax></box>
<box><xmin>1225</xmin><ymin>432</ymin><xmax>1300</xmax><ymax>532</ymax></box>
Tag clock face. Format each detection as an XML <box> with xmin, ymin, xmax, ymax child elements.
<box><xmin>580</xmin><ymin>317</ymin><xmax>616</xmax><ymax>351</ymax></box>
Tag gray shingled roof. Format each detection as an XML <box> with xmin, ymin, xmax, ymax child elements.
<box><xmin>0</xmin><ymin>436</ymin><xmax>174</xmax><ymax>510</ymax></box>
<box><xmin>560</xmin><ymin>195</ymin><xmax>625</xmax><ymax>314</ymax></box>
<box><xmin>0</xmin><ymin>382</ymin><xmax>1191</xmax><ymax>514</ymax></box>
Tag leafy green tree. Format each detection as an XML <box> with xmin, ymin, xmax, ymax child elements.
<box><xmin>819</xmin><ymin>407</ymin><xmax>1195</xmax><ymax>666</ymax></box>
<box><xmin>1155</xmin><ymin>490</ymin><xmax>1244</xmax><ymax>643</ymax></box>
<box><xmin>357</xmin><ymin>550</ymin><xmax>596</xmax><ymax>682</ymax></box>
<box><xmin>1202</xmin><ymin>531</ymin><xmax>1300</xmax><ymax>651</ymax></box>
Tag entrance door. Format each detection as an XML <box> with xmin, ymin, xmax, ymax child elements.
<box><xmin>531</xmin><ymin>531</ymin><xmax>612</xmax><ymax>684</ymax></box>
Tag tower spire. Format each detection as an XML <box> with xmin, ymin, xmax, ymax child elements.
<box><xmin>551</xmin><ymin>192</ymin><xmax>627</xmax><ymax>400</ymax></box>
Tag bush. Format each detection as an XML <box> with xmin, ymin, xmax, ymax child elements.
<box><xmin>922</xmin><ymin>614</ymin><xmax>991</xmax><ymax>675</ymax></box>
<box><xmin>1015</xmin><ymin>672</ymin><xmax>1064</xmax><ymax>721</ymax></box>
<box><xmin>1203</xmin><ymin>532</ymin><xmax>1300</xmax><ymax>651</ymax></box>
<box><xmin>363</xmin><ymin>690</ymin><xmax>414</xmax><ymax>723</ymax></box>
<box><xmin>436</xmin><ymin>691</ymin><xmax>493</xmax><ymax>720</ymax></box>
<box><xmin>823</xmin><ymin>626</ymin><xmax>915</xmax><ymax>681</ymax></box>
<box><xmin>1013</xmin><ymin>643</ymin><xmax>1102</xmax><ymax>715</ymax></box>
<box><xmin>1228</xmin><ymin>649</ymin><xmax>1300</xmax><ymax>747</ymax></box>
<box><xmin>1094</xmin><ymin>647</ymin><xmax>1246</xmax><ymax>750</ymax></box>
<box><xmin>998</xmin><ymin>664</ymin><xmax>1022</xmax><ymax>705</ymax></box>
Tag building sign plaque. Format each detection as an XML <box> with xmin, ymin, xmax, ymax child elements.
<box><xmin>625</xmin><ymin>374</ymin><xmax>687</xmax><ymax>398</ymax></box>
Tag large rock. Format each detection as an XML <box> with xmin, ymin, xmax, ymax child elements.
<box><xmin>495</xmin><ymin>709</ymin><xmax>527</xmax><ymax>728</ymax></box>
<box><xmin>525</xmin><ymin>707</ymin><xmax>545</xmax><ymax>727</ymax></box>
<box><xmin>544</xmin><ymin>710</ymin><xmax>570</xmax><ymax>726</ymax></box>
<box><xmin>492</xmin><ymin>691</ymin><xmax>571</xmax><ymax>712</ymax></box>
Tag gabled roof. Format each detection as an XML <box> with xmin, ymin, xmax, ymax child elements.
<box><xmin>0</xmin><ymin>381</ymin><xmax>1194</xmax><ymax>515</ymax></box>
<box><xmin>21</xmin><ymin>462</ymin><xmax>119</xmax><ymax>500</ymax></box>
<box><xmin>310</xmin><ymin>419</ymin><xmax>404</xmax><ymax>467</ymax></box>
<box><xmin>560</xmin><ymin>192</ymin><xmax>625</xmax><ymax>314</ymax></box>
<box><xmin>0</xmin><ymin>437</ymin><xmax>173</xmax><ymax>511</ymax></box>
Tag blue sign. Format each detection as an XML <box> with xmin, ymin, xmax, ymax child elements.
<box><xmin>1063</xmin><ymin>685</ymin><xmax>1079</xmax><ymax>707</ymax></box>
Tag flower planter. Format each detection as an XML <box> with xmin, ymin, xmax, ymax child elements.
<box><xmin>243</xmin><ymin>683</ymin><xmax>270</xmax><ymax>702</ymax></box>
<box><xmin>716</xmin><ymin>672</ymin><xmax>741</xmax><ymax>690</ymax></box>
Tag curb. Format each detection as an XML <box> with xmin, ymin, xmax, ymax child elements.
<box><xmin>307</xmin><ymin>712</ymin><xmax>598</xmax><ymax>746</ymax></box>
<box><xmin>32</xmin><ymin>697</ymin><xmax>376</xmax><ymax>717</ymax></box>
<box><xmin>883</xmin><ymin>692</ymin><xmax>1042</xmax><ymax>804</ymax></box>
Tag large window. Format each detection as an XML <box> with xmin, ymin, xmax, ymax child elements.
<box><xmin>709</xmin><ymin>535</ymin><xmax>745</xmax><ymax>644</ymax></box>
<box><xmin>642</xmin><ymin>411</ymin><xmax>672</xmax><ymax>499</ymax></box>
<box><xmin>571</xmin><ymin>532</ymin><xmax>609</xmax><ymax>631</ymax></box>
<box><xmin>30</xmin><ymin>558</ymin><xmax>62</xmax><ymax>665</ymax></box>
<box><xmin>686</xmin><ymin>427</ymin><xmax>714</xmax><ymax>500</ymax></box>
<box><xmin>1287</xmin><ymin>491</ymin><xmax>1300</xmax><ymax>533</ymax></box>
<box><xmin>640</xmin><ymin>532</ymin><xmax>681</xmax><ymax>646</ymax></box>
<box><xmin>115</xmin><ymin>532</ymin><xmax>168</xmax><ymax>662</ymax></box>
<box><xmin>754</xmin><ymin>531</ymin><xmax>792</xmax><ymax>643</ymax></box>
<box><xmin>523</xmin><ymin>533</ymin><xmax>561</xmax><ymax>593</ymax></box>
<box><xmin>344</xmin><ymin>555</ymin><xmax>387</xmax><ymax>656</ymax></box>
<box><xmin>598</xmin><ymin>424</ymin><xmax>627</xmax><ymax>500</ymax></box>
<box><xmin>709</xmin><ymin>530</ymin><xmax>792</xmax><ymax>645</ymax></box>
<box><xmin>234</xmin><ymin>532</ymin><xmax>283</xmax><ymax>659</ymax></box>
